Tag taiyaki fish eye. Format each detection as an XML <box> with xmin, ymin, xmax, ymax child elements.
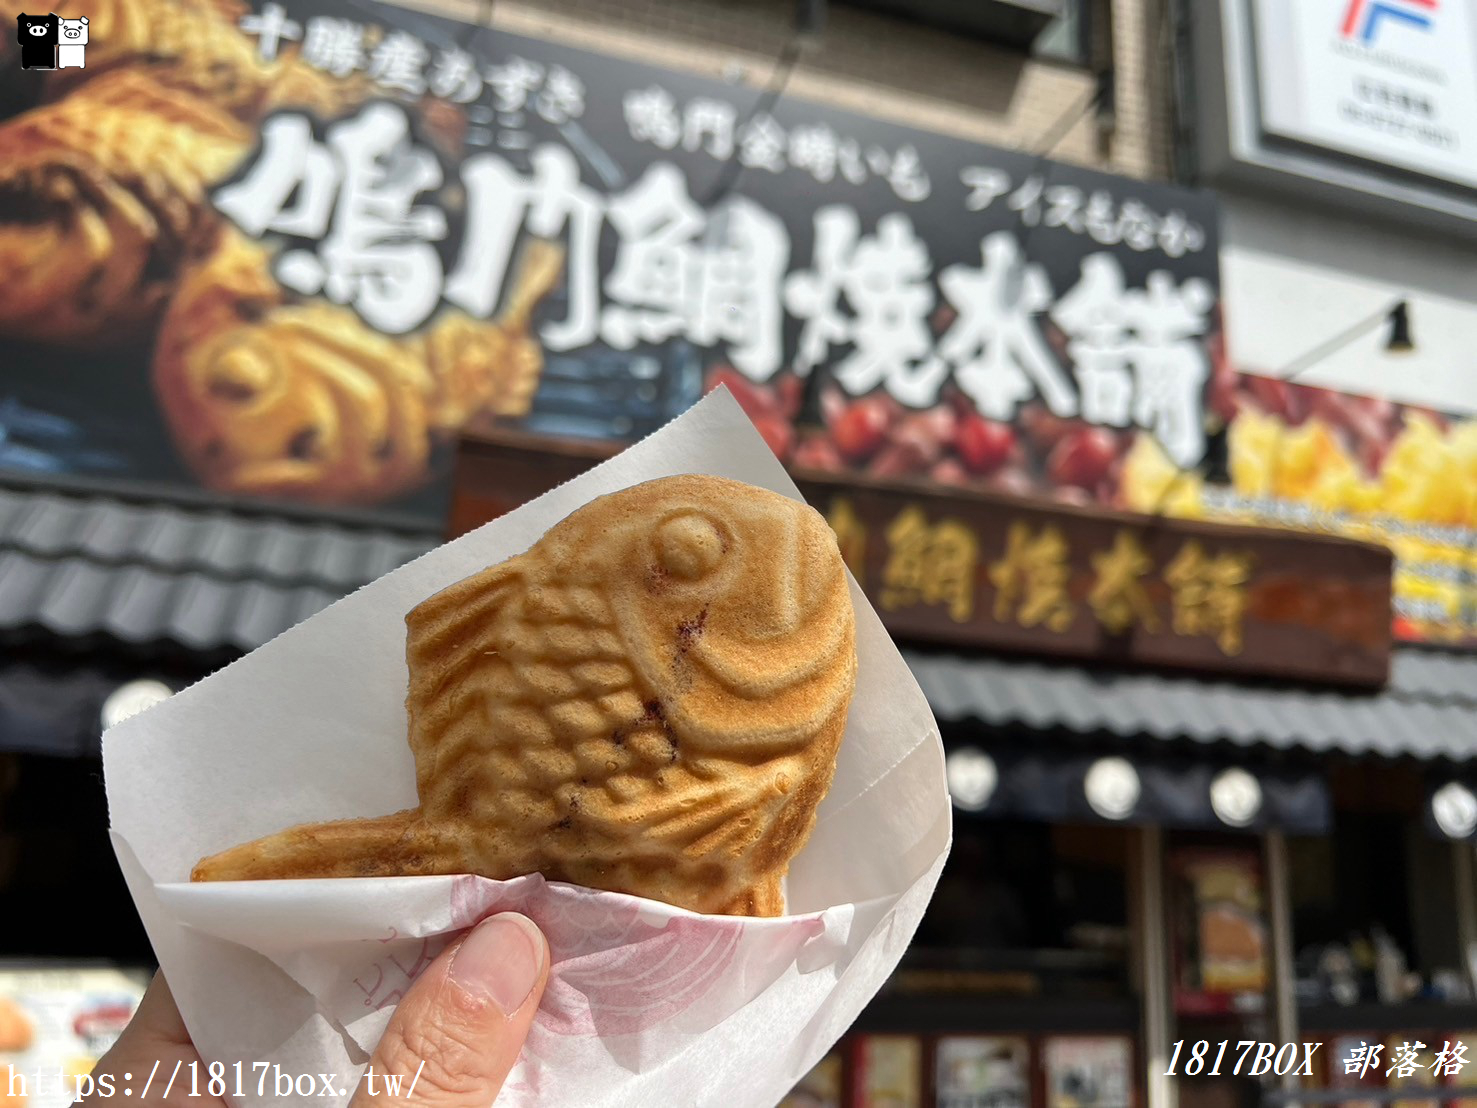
<box><xmin>656</xmin><ymin>512</ymin><xmax>725</xmax><ymax>580</ymax></box>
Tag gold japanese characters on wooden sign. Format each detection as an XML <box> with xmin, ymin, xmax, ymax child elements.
<box><xmin>847</xmin><ymin>503</ymin><xmax>1254</xmax><ymax>656</ymax></box>
<box><xmin>878</xmin><ymin>506</ymin><xmax>979</xmax><ymax>624</ymax></box>
<box><xmin>805</xmin><ymin>480</ymin><xmax>1391</xmax><ymax>687</ymax></box>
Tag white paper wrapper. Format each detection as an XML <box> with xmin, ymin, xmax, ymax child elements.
<box><xmin>104</xmin><ymin>391</ymin><xmax>952</xmax><ymax>1107</ymax></box>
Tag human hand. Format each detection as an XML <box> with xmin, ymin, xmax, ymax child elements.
<box><xmin>78</xmin><ymin>912</ymin><xmax>549</xmax><ymax>1106</ymax></box>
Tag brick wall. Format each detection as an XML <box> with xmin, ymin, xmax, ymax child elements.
<box><xmin>407</xmin><ymin>0</ymin><xmax>1178</xmax><ymax>181</ymax></box>
<box><xmin>1108</xmin><ymin>0</ymin><xmax>1176</xmax><ymax>180</ymax></box>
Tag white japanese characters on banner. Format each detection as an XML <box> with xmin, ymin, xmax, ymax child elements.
<box><xmin>623</xmin><ymin>86</ymin><xmax>932</xmax><ymax>201</ymax></box>
<box><xmin>217</xmin><ymin>0</ymin><xmax>1221</xmax><ymax>477</ymax></box>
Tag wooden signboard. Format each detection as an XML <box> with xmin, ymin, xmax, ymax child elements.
<box><xmin>451</xmin><ymin>427</ymin><xmax>1393</xmax><ymax>688</ymax></box>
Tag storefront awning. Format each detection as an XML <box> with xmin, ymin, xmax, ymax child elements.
<box><xmin>906</xmin><ymin>646</ymin><xmax>1477</xmax><ymax>763</ymax></box>
<box><xmin>944</xmin><ymin>743</ymin><xmax>1331</xmax><ymax>833</ymax></box>
<box><xmin>0</xmin><ymin>484</ymin><xmax>438</xmax><ymax>653</ymax></box>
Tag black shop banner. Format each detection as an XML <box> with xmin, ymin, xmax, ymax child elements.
<box><xmin>0</xmin><ymin>0</ymin><xmax>1219</xmax><ymax>527</ymax></box>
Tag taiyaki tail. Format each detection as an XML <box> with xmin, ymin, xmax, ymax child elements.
<box><xmin>497</xmin><ymin>238</ymin><xmax>566</xmax><ymax>333</ymax></box>
<box><xmin>189</xmin><ymin>809</ymin><xmax>460</xmax><ymax>881</ymax></box>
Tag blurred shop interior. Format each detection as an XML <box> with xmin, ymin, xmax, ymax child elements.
<box><xmin>5</xmin><ymin>0</ymin><xmax>1477</xmax><ymax>1103</ymax></box>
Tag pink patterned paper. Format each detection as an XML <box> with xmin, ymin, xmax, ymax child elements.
<box><xmin>446</xmin><ymin>874</ymin><xmax>823</xmax><ymax>1037</ymax></box>
<box><xmin>350</xmin><ymin>933</ymin><xmax>451</xmax><ymax>1013</ymax></box>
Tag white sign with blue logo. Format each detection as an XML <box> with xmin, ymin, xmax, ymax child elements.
<box><xmin>1251</xmin><ymin>0</ymin><xmax>1477</xmax><ymax>191</ymax></box>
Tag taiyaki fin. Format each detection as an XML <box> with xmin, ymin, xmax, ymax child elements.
<box><xmin>404</xmin><ymin>558</ymin><xmax>526</xmax><ymax>801</ymax></box>
<box><xmin>189</xmin><ymin>809</ymin><xmax>458</xmax><ymax>881</ymax></box>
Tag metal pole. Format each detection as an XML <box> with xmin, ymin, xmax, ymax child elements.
<box><xmin>1138</xmin><ymin>825</ymin><xmax>1176</xmax><ymax>1108</ymax></box>
<box><xmin>1453</xmin><ymin>839</ymin><xmax>1477</xmax><ymax>995</ymax></box>
<box><xmin>1264</xmin><ymin>830</ymin><xmax>1299</xmax><ymax>1104</ymax></box>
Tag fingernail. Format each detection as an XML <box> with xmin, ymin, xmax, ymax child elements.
<box><xmin>448</xmin><ymin>912</ymin><xmax>546</xmax><ymax>1016</ymax></box>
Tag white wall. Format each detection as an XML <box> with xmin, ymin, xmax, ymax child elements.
<box><xmin>1220</xmin><ymin>192</ymin><xmax>1477</xmax><ymax>414</ymax></box>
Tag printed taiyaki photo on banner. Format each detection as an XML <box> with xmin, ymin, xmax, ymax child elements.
<box><xmin>192</xmin><ymin>474</ymin><xmax>859</xmax><ymax>917</ymax></box>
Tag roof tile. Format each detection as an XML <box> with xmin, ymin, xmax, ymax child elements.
<box><xmin>0</xmin><ymin>486</ymin><xmax>438</xmax><ymax>652</ymax></box>
<box><xmin>905</xmin><ymin>647</ymin><xmax>1477</xmax><ymax>762</ymax></box>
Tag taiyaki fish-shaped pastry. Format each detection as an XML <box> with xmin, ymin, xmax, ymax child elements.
<box><xmin>0</xmin><ymin>69</ymin><xmax>248</xmax><ymax>345</ymax></box>
<box><xmin>0</xmin><ymin>0</ymin><xmax>366</xmax><ymax>121</ymax></box>
<box><xmin>153</xmin><ymin>229</ymin><xmax>564</xmax><ymax>503</ymax></box>
<box><xmin>151</xmin><ymin>230</ymin><xmax>436</xmax><ymax>502</ymax></box>
<box><xmin>193</xmin><ymin>475</ymin><xmax>859</xmax><ymax>917</ymax></box>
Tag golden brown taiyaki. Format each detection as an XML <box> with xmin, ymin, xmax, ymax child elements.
<box><xmin>192</xmin><ymin>475</ymin><xmax>858</xmax><ymax>916</ymax></box>
<box><xmin>0</xmin><ymin>69</ymin><xmax>248</xmax><ymax>345</ymax></box>
<box><xmin>152</xmin><ymin>228</ymin><xmax>563</xmax><ymax>504</ymax></box>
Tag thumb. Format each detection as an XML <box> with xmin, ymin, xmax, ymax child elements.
<box><xmin>351</xmin><ymin>912</ymin><xmax>548</xmax><ymax>1107</ymax></box>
